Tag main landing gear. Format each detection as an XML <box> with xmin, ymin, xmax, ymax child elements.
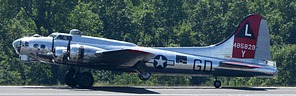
<box><xmin>213</xmin><ymin>76</ymin><xmax>222</xmax><ymax>88</ymax></box>
<box><xmin>64</xmin><ymin>67</ymin><xmax>94</xmax><ymax>89</ymax></box>
<box><xmin>134</xmin><ymin>61</ymin><xmax>151</xmax><ymax>81</ymax></box>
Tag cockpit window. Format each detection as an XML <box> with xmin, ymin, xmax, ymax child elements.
<box><xmin>48</xmin><ymin>34</ymin><xmax>57</xmax><ymax>38</ymax></box>
<box><xmin>55</xmin><ymin>35</ymin><xmax>71</xmax><ymax>40</ymax></box>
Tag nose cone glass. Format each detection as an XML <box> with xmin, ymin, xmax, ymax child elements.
<box><xmin>12</xmin><ymin>39</ymin><xmax>21</xmax><ymax>54</ymax></box>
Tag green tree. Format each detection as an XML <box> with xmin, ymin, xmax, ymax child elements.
<box><xmin>271</xmin><ymin>45</ymin><xmax>296</xmax><ymax>86</ymax></box>
<box><xmin>67</xmin><ymin>1</ymin><xmax>103</xmax><ymax>37</ymax></box>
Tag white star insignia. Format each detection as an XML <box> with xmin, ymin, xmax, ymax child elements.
<box><xmin>155</xmin><ymin>56</ymin><xmax>166</xmax><ymax>68</ymax></box>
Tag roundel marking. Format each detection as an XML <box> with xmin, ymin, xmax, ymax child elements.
<box><xmin>153</xmin><ymin>55</ymin><xmax>168</xmax><ymax>69</ymax></box>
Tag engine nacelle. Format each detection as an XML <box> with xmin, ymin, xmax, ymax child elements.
<box><xmin>54</xmin><ymin>47</ymin><xmax>67</xmax><ymax>63</ymax></box>
<box><xmin>54</xmin><ymin>44</ymin><xmax>105</xmax><ymax>64</ymax></box>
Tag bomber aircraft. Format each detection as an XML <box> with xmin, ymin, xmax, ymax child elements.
<box><xmin>13</xmin><ymin>14</ymin><xmax>277</xmax><ymax>88</ymax></box>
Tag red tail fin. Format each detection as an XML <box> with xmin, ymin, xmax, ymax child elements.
<box><xmin>232</xmin><ymin>15</ymin><xmax>261</xmax><ymax>58</ymax></box>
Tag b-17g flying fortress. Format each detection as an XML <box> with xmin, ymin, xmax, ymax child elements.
<box><xmin>12</xmin><ymin>14</ymin><xmax>277</xmax><ymax>89</ymax></box>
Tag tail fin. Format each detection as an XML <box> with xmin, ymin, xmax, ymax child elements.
<box><xmin>224</xmin><ymin>14</ymin><xmax>271</xmax><ymax>60</ymax></box>
<box><xmin>158</xmin><ymin>14</ymin><xmax>271</xmax><ymax>60</ymax></box>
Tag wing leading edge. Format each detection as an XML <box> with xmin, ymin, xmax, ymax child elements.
<box><xmin>95</xmin><ymin>49</ymin><xmax>155</xmax><ymax>66</ymax></box>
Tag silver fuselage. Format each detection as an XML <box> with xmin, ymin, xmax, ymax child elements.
<box><xmin>12</xmin><ymin>33</ymin><xmax>277</xmax><ymax>77</ymax></box>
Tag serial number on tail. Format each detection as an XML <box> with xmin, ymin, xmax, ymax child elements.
<box><xmin>233</xmin><ymin>43</ymin><xmax>256</xmax><ymax>50</ymax></box>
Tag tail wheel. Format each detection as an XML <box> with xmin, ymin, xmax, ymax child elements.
<box><xmin>77</xmin><ymin>72</ymin><xmax>94</xmax><ymax>89</ymax></box>
<box><xmin>214</xmin><ymin>80</ymin><xmax>222</xmax><ymax>88</ymax></box>
<box><xmin>64</xmin><ymin>71</ymin><xmax>77</xmax><ymax>87</ymax></box>
<box><xmin>138</xmin><ymin>72</ymin><xmax>151</xmax><ymax>81</ymax></box>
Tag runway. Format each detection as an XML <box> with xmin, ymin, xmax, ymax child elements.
<box><xmin>0</xmin><ymin>86</ymin><xmax>295</xmax><ymax>96</ymax></box>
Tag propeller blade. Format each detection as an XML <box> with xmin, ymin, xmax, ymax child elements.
<box><xmin>50</xmin><ymin>36</ymin><xmax>56</xmax><ymax>63</ymax></box>
<box><xmin>63</xmin><ymin>36</ymin><xmax>72</xmax><ymax>62</ymax></box>
<box><xmin>51</xmin><ymin>36</ymin><xmax>55</xmax><ymax>52</ymax></box>
<box><xmin>66</xmin><ymin>36</ymin><xmax>72</xmax><ymax>53</ymax></box>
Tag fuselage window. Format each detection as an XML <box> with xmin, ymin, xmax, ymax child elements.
<box><xmin>40</xmin><ymin>45</ymin><xmax>46</xmax><ymax>49</ymax></box>
<box><xmin>25</xmin><ymin>42</ymin><xmax>29</xmax><ymax>47</ymax></box>
<box><xmin>33</xmin><ymin>44</ymin><xmax>39</xmax><ymax>48</ymax></box>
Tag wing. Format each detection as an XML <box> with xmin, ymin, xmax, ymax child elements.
<box><xmin>219</xmin><ymin>61</ymin><xmax>261</xmax><ymax>69</ymax></box>
<box><xmin>95</xmin><ymin>49</ymin><xmax>155</xmax><ymax>66</ymax></box>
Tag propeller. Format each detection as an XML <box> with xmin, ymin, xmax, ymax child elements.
<box><xmin>63</xmin><ymin>36</ymin><xmax>72</xmax><ymax>62</ymax></box>
<box><xmin>51</xmin><ymin>36</ymin><xmax>55</xmax><ymax>53</ymax></box>
<box><xmin>67</xmin><ymin>36</ymin><xmax>72</xmax><ymax>53</ymax></box>
<box><xmin>50</xmin><ymin>36</ymin><xmax>56</xmax><ymax>63</ymax></box>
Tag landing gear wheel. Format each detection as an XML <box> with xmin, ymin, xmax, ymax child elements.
<box><xmin>77</xmin><ymin>72</ymin><xmax>94</xmax><ymax>89</ymax></box>
<box><xmin>138</xmin><ymin>72</ymin><xmax>151</xmax><ymax>81</ymax></box>
<box><xmin>64</xmin><ymin>71</ymin><xmax>77</xmax><ymax>87</ymax></box>
<box><xmin>214</xmin><ymin>80</ymin><xmax>222</xmax><ymax>88</ymax></box>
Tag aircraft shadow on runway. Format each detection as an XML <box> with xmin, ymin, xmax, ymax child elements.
<box><xmin>23</xmin><ymin>86</ymin><xmax>160</xmax><ymax>94</ymax></box>
<box><xmin>23</xmin><ymin>86</ymin><xmax>277</xmax><ymax>94</ymax></box>
<box><xmin>89</xmin><ymin>86</ymin><xmax>159</xmax><ymax>94</ymax></box>
<box><xmin>222</xmin><ymin>87</ymin><xmax>277</xmax><ymax>91</ymax></box>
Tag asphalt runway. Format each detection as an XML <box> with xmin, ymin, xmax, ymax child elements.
<box><xmin>0</xmin><ymin>86</ymin><xmax>295</xmax><ymax>96</ymax></box>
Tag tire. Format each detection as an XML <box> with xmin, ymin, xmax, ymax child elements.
<box><xmin>77</xmin><ymin>72</ymin><xmax>94</xmax><ymax>89</ymax></box>
<box><xmin>214</xmin><ymin>80</ymin><xmax>222</xmax><ymax>88</ymax></box>
<box><xmin>64</xmin><ymin>71</ymin><xmax>77</xmax><ymax>87</ymax></box>
<box><xmin>138</xmin><ymin>72</ymin><xmax>151</xmax><ymax>81</ymax></box>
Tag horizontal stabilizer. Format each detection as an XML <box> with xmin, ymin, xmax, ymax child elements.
<box><xmin>220</xmin><ymin>61</ymin><xmax>261</xmax><ymax>69</ymax></box>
